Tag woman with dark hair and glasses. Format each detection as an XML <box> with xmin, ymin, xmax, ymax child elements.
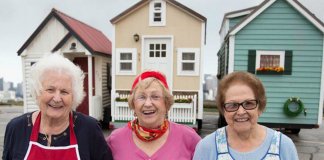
<box><xmin>107</xmin><ymin>71</ymin><xmax>201</xmax><ymax>160</ymax></box>
<box><xmin>193</xmin><ymin>71</ymin><xmax>298</xmax><ymax>160</ymax></box>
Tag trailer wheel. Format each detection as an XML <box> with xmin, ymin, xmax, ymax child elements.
<box><xmin>288</xmin><ymin>128</ymin><xmax>301</xmax><ymax>134</ymax></box>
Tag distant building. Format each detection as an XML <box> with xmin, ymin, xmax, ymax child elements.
<box><xmin>0</xmin><ymin>78</ymin><xmax>3</xmax><ymax>91</ymax></box>
<box><xmin>0</xmin><ymin>90</ymin><xmax>16</xmax><ymax>102</ymax></box>
<box><xmin>16</xmin><ymin>82</ymin><xmax>23</xmax><ymax>98</ymax></box>
<box><xmin>203</xmin><ymin>74</ymin><xmax>217</xmax><ymax>101</ymax></box>
<box><xmin>8</xmin><ymin>82</ymin><xmax>15</xmax><ymax>91</ymax></box>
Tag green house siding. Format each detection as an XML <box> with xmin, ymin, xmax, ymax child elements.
<box><xmin>233</xmin><ymin>0</ymin><xmax>323</xmax><ymax>125</ymax></box>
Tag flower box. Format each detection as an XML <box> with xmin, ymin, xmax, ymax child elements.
<box><xmin>256</xmin><ymin>67</ymin><xmax>284</xmax><ymax>75</ymax></box>
<box><xmin>256</xmin><ymin>70</ymin><xmax>284</xmax><ymax>75</ymax></box>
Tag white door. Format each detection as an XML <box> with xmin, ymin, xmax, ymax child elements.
<box><xmin>143</xmin><ymin>38</ymin><xmax>172</xmax><ymax>89</ymax></box>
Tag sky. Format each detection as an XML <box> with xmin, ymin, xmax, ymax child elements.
<box><xmin>0</xmin><ymin>0</ymin><xmax>323</xmax><ymax>85</ymax></box>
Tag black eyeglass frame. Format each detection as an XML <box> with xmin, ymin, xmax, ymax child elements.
<box><xmin>223</xmin><ymin>99</ymin><xmax>259</xmax><ymax>112</ymax></box>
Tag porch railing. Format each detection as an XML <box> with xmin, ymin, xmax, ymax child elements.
<box><xmin>112</xmin><ymin>91</ymin><xmax>197</xmax><ymax>125</ymax></box>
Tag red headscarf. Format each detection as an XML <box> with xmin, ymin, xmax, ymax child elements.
<box><xmin>131</xmin><ymin>71</ymin><xmax>169</xmax><ymax>93</ymax></box>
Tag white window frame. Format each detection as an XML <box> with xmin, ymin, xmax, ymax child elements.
<box><xmin>116</xmin><ymin>48</ymin><xmax>137</xmax><ymax>75</ymax></box>
<box><xmin>256</xmin><ymin>50</ymin><xmax>285</xmax><ymax>69</ymax></box>
<box><xmin>149</xmin><ymin>0</ymin><xmax>166</xmax><ymax>26</ymax></box>
<box><xmin>177</xmin><ymin>48</ymin><xmax>200</xmax><ymax>76</ymax></box>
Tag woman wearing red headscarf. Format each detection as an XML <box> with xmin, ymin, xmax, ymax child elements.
<box><xmin>106</xmin><ymin>71</ymin><xmax>201</xmax><ymax>160</ymax></box>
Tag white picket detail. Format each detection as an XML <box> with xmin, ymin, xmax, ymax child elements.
<box><xmin>113</xmin><ymin>92</ymin><xmax>197</xmax><ymax>125</ymax></box>
<box><xmin>114</xmin><ymin>102</ymin><xmax>134</xmax><ymax>121</ymax></box>
<box><xmin>169</xmin><ymin>94</ymin><xmax>197</xmax><ymax>124</ymax></box>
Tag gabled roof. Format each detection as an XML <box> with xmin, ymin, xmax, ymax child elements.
<box><xmin>110</xmin><ymin>0</ymin><xmax>206</xmax><ymax>24</ymax></box>
<box><xmin>227</xmin><ymin>0</ymin><xmax>324</xmax><ymax>36</ymax></box>
<box><xmin>219</xmin><ymin>6</ymin><xmax>257</xmax><ymax>34</ymax></box>
<box><xmin>18</xmin><ymin>8</ymin><xmax>111</xmax><ymax>56</ymax></box>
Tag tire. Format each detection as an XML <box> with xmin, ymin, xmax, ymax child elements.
<box><xmin>290</xmin><ymin>128</ymin><xmax>301</xmax><ymax>134</ymax></box>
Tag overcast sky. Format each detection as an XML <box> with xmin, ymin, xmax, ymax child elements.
<box><xmin>0</xmin><ymin>0</ymin><xmax>323</xmax><ymax>85</ymax></box>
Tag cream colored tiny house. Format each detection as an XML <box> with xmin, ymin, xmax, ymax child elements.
<box><xmin>111</xmin><ymin>0</ymin><xmax>206</xmax><ymax>129</ymax></box>
<box><xmin>17</xmin><ymin>9</ymin><xmax>112</xmax><ymax>122</ymax></box>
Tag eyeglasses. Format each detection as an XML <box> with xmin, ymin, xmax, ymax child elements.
<box><xmin>223</xmin><ymin>99</ymin><xmax>259</xmax><ymax>112</ymax></box>
<box><xmin>134</xmin><ymin>94</ymin><xmax>163</xmax><ymax>103</ymax></box>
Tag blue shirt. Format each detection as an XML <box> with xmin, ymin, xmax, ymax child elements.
<box><xmin>193</xmin><ymin>127</ymin><xmax>298</xmax><ymax>160</ymax></box>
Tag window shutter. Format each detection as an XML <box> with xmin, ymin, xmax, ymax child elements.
<box><xmin>284</xmin><ymin>50</ymin><xmax>293</xmax><ymax>75</ymax></box>
<box><xmin>248</xmin><ymin>50</ymin><xmax>256</xmax><ymax>74</ymax></box>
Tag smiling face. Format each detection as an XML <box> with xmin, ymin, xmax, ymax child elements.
<box><xmin>37</xmin><ymin>70</ymin><xmax>73</xmax><ymax>121</ymax></box>
<box><xmin>223</xmin><ymin>83</ymin><xmax>261</xmax><ymax>134</ymax></box>
<box><xmin>133</xmin><ymin>81</ymin><xmax>167</xmax><ymax>129</ymax></box>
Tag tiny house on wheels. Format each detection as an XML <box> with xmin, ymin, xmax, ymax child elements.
<box><xmin>17</xmin><ymin>9</ymin><xmax>112</xmax><ymax>122</ymax></box>
<box><xmin>217</xmin><ymin>0</ymin><xmax>324</xmax><ymax>133</ymax></box>
<box><xmin>110</xmin><ymin>0</ymin><xmax>207</xmax><ymax>129</ymax></box>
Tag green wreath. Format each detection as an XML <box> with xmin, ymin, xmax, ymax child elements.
<box><xmin>283</xmin><ymin>97</ymin><xmax>304</xmax><ymax>117</ymax></box>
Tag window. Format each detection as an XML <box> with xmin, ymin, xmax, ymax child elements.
<box><xmin>256</xmin><ymin>51</ymin><xmax>285</xmax><ymax>71</ymax></box>
<box><xmin>149</xmin><ymin>43</ymin><xmax>166</xmax><ymax>58</ymax></box>
<box><xmin>177</xmin><ymin>48</ymin><xmax>200</xmax><ymax>76</ymax></box>
<box><xmin>116</xmin><ymin>48</ymin><xmax>137</xmax><ymax>75</ymax></box>
<box><xmin>149</xmin><ymin>0</ymin><xmax>166</xmax><ymax>26</ymax></box>
<box><xmin>248</xmin><ymin>50</ymin><xmax>293</xmax><ymax>75</ymax></box>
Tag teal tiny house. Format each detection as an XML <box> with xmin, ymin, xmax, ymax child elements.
<box><xmin>217</xmin><ymin>0</ymin><xmax>324</xmax><ymax>133</ymax></box>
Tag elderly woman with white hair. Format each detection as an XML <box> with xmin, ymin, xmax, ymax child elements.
<box><xmin>2</xmin><ymin>53</ymin><xmax>113</xmax><ymax>160</ymax></box>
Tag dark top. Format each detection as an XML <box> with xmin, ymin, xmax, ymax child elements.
<box><xmin>2</xmin><ymin>111</ymin><xmax>113</xmax><ymax>160</ymax></box>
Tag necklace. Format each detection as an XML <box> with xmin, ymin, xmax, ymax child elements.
<box><xmin>44</xmin><ymin>134</ymin><xmax>51</xmax><ymax>146</ymax></box>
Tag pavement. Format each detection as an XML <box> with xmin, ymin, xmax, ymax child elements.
<box><xmin>1</xmin><ymin>105</ymin><xmax>324</xmax><ymax>160</ymax></box>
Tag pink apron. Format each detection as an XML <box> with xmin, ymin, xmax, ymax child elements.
<box><xmin>24</xmin><ymin>112</ymin><xmax>80</xmax><ymax>160</ymax></box>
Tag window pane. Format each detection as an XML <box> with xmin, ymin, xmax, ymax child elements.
<box><xmin>156</xmin><ymin>51</ymin><xmax>160</xmax><ymax>57</ymax></box>
<box><xmin>120</xmin><ymin>53</ymin><xmax>132</xmax><ymax>60</ymax></box>
<box><xmin>150</xmin><ymin>51</ymin><xmax>154</xmax><ymax>57</ymax></box>
<box><xmin>182</xmin><ymin>52</ymin><xmax>195</xmax><ymax>60</ymax></box>
<box><xmin>155</xmin><ymin>44</ymin><xmax>160</xmax><ymax>50</ymax></box>
<box><xmin>162</xmin><ymin>44</ymin><xmax>166</xmax><ymax>50</ymax></box>
<box><xmin>154</xmin><ymin>3</ymin><xmax>161</xmax><ymax>10</ymax></box>
<box><xmin>154</xmin><ymin>13</ymin><xmax>161</xmax><ymax>22</ymax></box>
<box><xmin>150</xmin><ymin>44</ymin><xmax>154</xmax><ymax>50</ymax></box>
<box><xmin>182</xmin><ymin>63</ymin><xmax>194</xmax><ymax>71</ymax></box>
<box><xmin>161</xmin><ymin>51</ymin><xmax>166</xmax><ymax>57</ymax></box>
<box><xmin>260</xmin><ymin>55</ymin><xmax>280</xmax><ymax>67</ymax></box>
<box><xmin>120</xmin><ymin>63</ymin><xmax>132</xmax><ymax>70</ymax></box>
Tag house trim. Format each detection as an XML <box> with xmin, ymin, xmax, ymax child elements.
<box><xmin>149</xmin><ymin>0</ymin><xmax>166</xmax><ymax>26</ymax></box>
<box><xmin>110</xmin><ymin>0</ymin><xmax>206</xmax><ymax>24</ymax></box>
<box><xmin>87</xmin><ymin>55</ymin><xmax>93</xmax><ymax>117</ymax></box>
<box><xmin>228</xmin><ymin>36</ymin><xmax>235</xmax><ymax>73</ymax></box>
<box><xmin>219</xmin><ymin>6</ymin><xmax>256</xmax><ymax>34</ymax></box>
<box><xmin>229</xmin><ymin>0</ymin><xmax>324</xmax><ymax>36</ymax></box>
<box><xmin>176</xmin><ymin>48</ymin><xmax>200</xmax><ymax>76</ymax></box>
<box><xmin>287</xmin><ymin>0</ymin><xmax>324</xmax><ymax>33</ymax></box>
<box><xmin>229</xmin><ymin>0</ymin><xmax>276</xmax><ymax>36</ymax></box>
<box><xmin>197</xmin><ymin>22</ymin><xmax>205</xmax><ymax>121</ymax></box>
<box><xmin>21</xmin><ymin>57</ymin><xmax>27</xmax><ymax>113</ymax></box>
<box><xmin>18</xmin><ymin>8</ymin><xmax>111</xmax><ymax>56</ymax></box>
<box><xmin>255</xmin><ymin>50</ymin><xmax>285</xmax><ymax>69</ymax></box>
<box><xmin>115</xmin><ymin>48</ymin><xmax>137</xmax><ymax>75</ymax></box>
<box><xmin>111</xmin><ymin>24</ymin><xmax>116</xmax><ymax>123</ymax></box>
<box><xmin>319</xmin><ymin>35</ymin><xmax>324</xmax><ymax>125</ymax></box>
